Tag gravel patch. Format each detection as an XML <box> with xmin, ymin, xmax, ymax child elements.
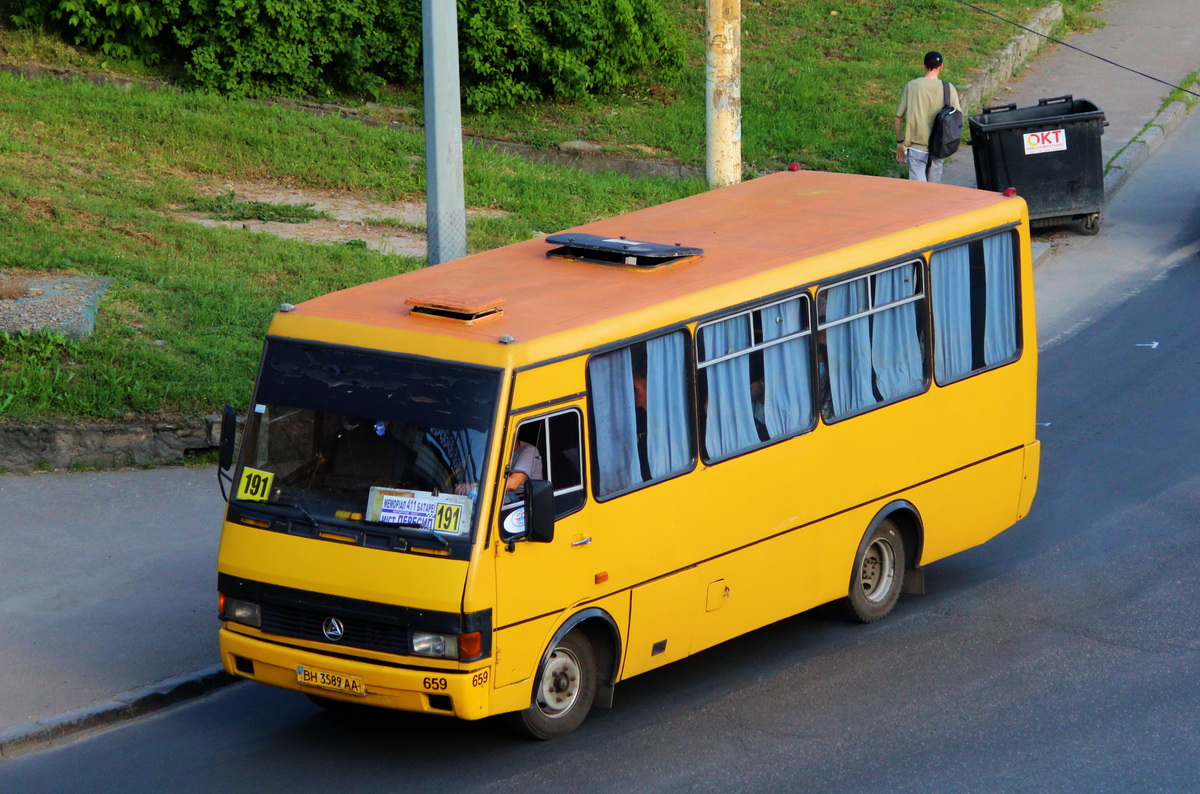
<box><xmin>175</xmin><ymin>181</ymin><xmax>508</xmax><ymax>259</ymax></box>
<box><xmin>0</xmin><ymin>272</ymin><xmax>112</xmax><ymax>339</ymax></box>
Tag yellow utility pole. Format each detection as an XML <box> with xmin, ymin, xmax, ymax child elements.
<box><xmin>706</xmin><ymin>0</ymin><xmax>742</xmax><ymax>188</ymax></box>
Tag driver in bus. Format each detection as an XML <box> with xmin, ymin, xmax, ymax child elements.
<box><xmin>455</xmin><ymin>438</ymin><xmax>543</xmax><ymax>502</ymax></box>
<box><xmin>503</xmin><ymin>439</ymin><xmax>543</xmax><ymax>502</ymax></box>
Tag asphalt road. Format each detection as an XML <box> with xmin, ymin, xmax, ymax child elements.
<box><xmin>3</xmin><ymin>105</ymin><xmax>1199</xmax><ymax>794</ymax></box>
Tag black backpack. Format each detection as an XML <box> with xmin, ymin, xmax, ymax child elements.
<box><xmin>928</xmin><ymin>80</ymin><xmax>962</xmax><ymax>159</ymax></box>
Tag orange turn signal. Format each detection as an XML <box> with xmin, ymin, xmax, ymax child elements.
<box><xmin>458</xmin><ymin>632</ymin><xmax>482</xmax><ymax>660</ymax></box>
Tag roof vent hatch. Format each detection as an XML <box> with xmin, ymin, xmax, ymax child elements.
<box><xmin>405</xmin><ymin>292</ymin><xmax>506</xmax><ymax>324</ymax></box>
<box><xmin>545</xmin><ymin>233</ymin><xmax>702</xmax><ymax>268</ymax></box>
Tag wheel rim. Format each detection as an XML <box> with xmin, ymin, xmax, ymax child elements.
<box><xmin>536</xmin><ymin>646</ymin><xmax>582</xmax><ymax>719</ymax></box>
<box><xmin>858</xmin><ymin>537</ymin><xmax>896</xmax><ymax>604</ymax></box>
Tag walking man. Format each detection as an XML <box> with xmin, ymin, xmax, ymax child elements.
<box><xmin>895</xmin><ymin>51</ymin><xmax>961</xmax><ymax>182</ymax></box>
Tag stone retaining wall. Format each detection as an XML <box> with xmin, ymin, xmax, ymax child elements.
<box><xmin>0</xmin><ymin>416</ymin><xmax>223</xmax><ymax>471</ymax></box>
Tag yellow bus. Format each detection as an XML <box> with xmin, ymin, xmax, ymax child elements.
<box><xmin>216</xmin><ymin>169</ymin><xmax>1039</xmax><ymax>739</ymax></box>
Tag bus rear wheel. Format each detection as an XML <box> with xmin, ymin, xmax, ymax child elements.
<box><xmin>838</xmin><ymin>518</ymin><xmax>906</xmax><ymax>624</ymax></box>
<box><xmin>514</xmin><ymin>630</ymin><xmax>597</xmax><ymax>740</ymax></box>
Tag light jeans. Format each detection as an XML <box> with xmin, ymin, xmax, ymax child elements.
<box><xmin>906</xmin><ymin>147</ymin><xmax>945</xmax><ymax>183</ymax></box>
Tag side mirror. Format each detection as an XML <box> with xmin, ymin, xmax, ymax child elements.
<box><xmin>523</xmin><ymin>479</ymin><xmax>555</xmax><ymax>543</ymax></box>
<box><xmin>218</xmin><ymin>404</ymin><xmax>238</xmax><ymax>471</ymax></box>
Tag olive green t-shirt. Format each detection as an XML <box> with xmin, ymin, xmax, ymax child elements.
<box><xmin>896</xmin><ymin>77</ymin><xmax>961</xmax><ymax>152</ymax></box>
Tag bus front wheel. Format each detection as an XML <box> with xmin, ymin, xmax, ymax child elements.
<box><xmin>514</xmin><ymin>630</ymin><xmax>597</xmax><ymax>740</ymax></box>
<box><xmin>839</xmin><ymin>518</ymin><xmax>906</xmax><ymax>624</ymax></box>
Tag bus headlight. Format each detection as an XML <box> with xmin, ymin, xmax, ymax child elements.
<box><xmin>221</xmin><ymin>596</ymin><xmax>262</xmax><ymax>628</ymax></box>
<box><xmin>411</xmin><ymin>631</ymin><xmax>457</xmax><ymax>659</ymax></box>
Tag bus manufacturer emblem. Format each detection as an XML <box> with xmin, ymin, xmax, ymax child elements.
<box><xmin>322</xmin><ymin>617</ymin><xmax>345</xmax><ymax>641</ymax></box>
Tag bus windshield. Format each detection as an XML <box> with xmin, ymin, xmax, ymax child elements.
<box><xmin>233</xmin><ymin>340</ymin><xmax>500</xmax><ymax>541</ymax></box>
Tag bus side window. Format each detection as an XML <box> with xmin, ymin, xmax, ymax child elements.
<box><xmin>929</xmin><ymin>231</ymin><xmax>1019</xmax><ymax>384</ymax></box>
<box><xmin>516</xmin><ymin>410</ymin><xmax>586</xmax><ymax>519</ymax></box>
<box><xmin>817</xmin><ymin>261</ymin><xmax>928</xmax><ymax>421</ymax></box>
<box><xmin>697</xmin><ymin>295</ymin><xmax>815</xmax><ymax>462</ymax></box>
<box><xmin>547</xmin><ymin>412</ymin><xmax>582</xmax><ymax>491</ymax></box>
<box><xmin>589</xmin><ymin>332</ymin><xmax>693</xmax><ymax>499</ymax></box>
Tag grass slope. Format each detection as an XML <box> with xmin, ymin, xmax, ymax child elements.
<box><xmin>0</xmin><ymin>74</ymin><xmax>697</xmax><ymax>420</ymax></box>
<box><xmin>0</xmin><ymin>1</ymin><xmax>1099</xmax><ymax>421</ymax></box>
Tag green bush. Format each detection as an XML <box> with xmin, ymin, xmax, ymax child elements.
<box><xmin>4</xmin><ymin>0</ymin><xmax>684</xmax><ymax>108</ymax></box>
<box><xmin>174</xmin><ymin>0</ymin><xmax>416</xmax><ymax>98</ymax></box>
<box><xmin>8</xmin><ymin>0</ymin><xmax>182</xmax><ymax>63</ymax></box>
<box><xmin>456</xmin><ymin>0</ymin><xmax>685</xmax><ymax>111</ymax></box>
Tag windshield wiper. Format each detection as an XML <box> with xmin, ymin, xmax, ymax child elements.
<box><xmin>267</xmin><ymin>500</ymin><xmax>320</xmax><ymax>529</ymax></box>
<box><xmin>359</xmin><ymin>519</ymin><xmax>452</xmax><ymax>548</ymax></box>
<box><xmin>413</xmin><ymin>530</ymin><xmax>451</xmax><ymax>549</ymax></box>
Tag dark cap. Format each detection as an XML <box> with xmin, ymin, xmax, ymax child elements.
<box><xmin>924</xmin><ymin>51</ymin><xmax>943</xmax><ymax>69</ymax></box>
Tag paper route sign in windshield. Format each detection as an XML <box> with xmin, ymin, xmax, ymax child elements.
<box><xmin>366</xmin><ymin>488</ymin><xmax>470</xmax><ymax>536</ymax></box>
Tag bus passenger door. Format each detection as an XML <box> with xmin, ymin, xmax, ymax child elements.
<box><xmin>493</xmin><ymin>407</ymin><xmax>594</xmax><ymax>684</ymax></box>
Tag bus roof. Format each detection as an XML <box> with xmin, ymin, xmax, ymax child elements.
<box><xmin>280</xmin><ymin>170</ymin><xmax>1022</xmax><ymax>358</ymax></box>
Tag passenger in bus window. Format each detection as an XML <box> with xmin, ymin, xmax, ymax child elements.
<box><xmin>631</xmin><ymin>374</ymin><xmax>652</xmax><ymax>481</ymax></box>
<box><xmin>749</xmin><ymin>377</ymin><xmax>769</xmax><ymax>439</ymax></box>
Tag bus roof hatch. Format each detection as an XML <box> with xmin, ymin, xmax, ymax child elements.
<box><xmin>405</xmin><ymin>292</ymin><xmax>506</xmax><ymax>324</ymax></box>
<box><xmin>544</xmin><ymin>233</ymin><xmax>703</xmax><ymax>268</ymax></box>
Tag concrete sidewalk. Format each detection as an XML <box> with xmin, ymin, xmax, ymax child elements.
<box><xmin>0</xmin><ymin>468</ymin><xmax>231</xmax><ymax>757</ymax></box>
<box><xmin>2</xmin><ymin>0</ymin><xmax>1199</xmax><ymax>760</ymax></box>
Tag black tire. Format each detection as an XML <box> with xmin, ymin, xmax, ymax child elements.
<box><xmin>1080</xmin><ymin>213</ymin><xmax>1101</xmax><ymax>235</ymax></box>
<box><xmin>837</xmin><ymin>518</ymin><xmax>906</xmax><ymax>624</ymax></box>
<box><xmin>514</xmin><ymin>630</ymin><xmax>597</xmax><ymax>740</ymax></box>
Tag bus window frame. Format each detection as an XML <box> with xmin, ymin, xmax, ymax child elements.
<box><xmin>927</xmin><ymin>227</ymin><xmax>1025</xmax><ymax>388</ymax></box>
<box><xmin>816</xmin><ymin>257</ymin><xmax>932</xmax><ymax>425</ymax></box>
<box><xmin>695</xmin><ymin>291</ymin><xmax>820</xmax><ymax>466</ymax></box>
<box><xmin>508</xmin><ymin>407</ymin><xmax>588</xmax><ymax>522</ymax></box>
<box><xmin>585</xmin><ymin>327</ymin><xmax>698</xmax><ymax>503</ymax></box>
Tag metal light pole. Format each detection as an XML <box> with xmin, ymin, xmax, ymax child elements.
<box><xmin>706</xmin><ymin>0</ymin><xmax>742</xmax><ymax>188</ymax></box>
<box><xmin>422</xmin><ymin>0</ymin><xmax>468</xmax><ymax>265</ymax></box>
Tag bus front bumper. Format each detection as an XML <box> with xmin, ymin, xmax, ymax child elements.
<box><xmin>219</xmin><ymin>627</ymin><xmax>492</xmax><ymax>720</ymax></box>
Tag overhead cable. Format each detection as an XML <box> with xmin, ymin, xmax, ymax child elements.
<box><xmin>953</xmin><ymin>0</ymin><xmax>1200</xmax><ymax>99</ymax></box>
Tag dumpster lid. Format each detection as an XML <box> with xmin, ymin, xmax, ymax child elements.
<box><xmin>970</xmin><ymin>95</ymin><xmax>1104</xmax><ymax>132</ymax></box>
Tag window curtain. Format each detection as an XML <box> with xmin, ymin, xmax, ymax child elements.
<box><xmin>871</xmin><ymin>265</ymin><xmax>924</xmax><ymax>400</ymax></box>
<box><xmin>983</xmin><ymin>233</ymin><xmax>1017</xmax><ymax>365</ymax></box>
<box><xmin>931</xmin><ymin>244</ymin><xmax>973</xmax><ymax>381</ymax></box>
<box><xmin>760</xmin><ymin>298</ymin><xmax>813</xmax><ymax>437</ymax></box>
<box><xmin>590</xmin><ymin>348</ymin><xmax>640</xmax><ymax>495</ymax></box>
<box><xmin>646</xmin><ymin>333</ymin><xmax>691</xmax><ymax>478</ymax></box>
<box><xmin>701</xmin><ymin>317</ymin><xmax>759</xmax><ymax>458</ymax></box>
<box><xmin>824</xmin><ymin>280</ymin><xmax>873</xmax><ymax>417</ymax></box>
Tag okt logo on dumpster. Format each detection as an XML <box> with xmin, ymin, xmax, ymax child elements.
<box><xmin>1023</xmin><ymin>128</ymin><xmax>1067</xmax><ymax>155</ymax></box>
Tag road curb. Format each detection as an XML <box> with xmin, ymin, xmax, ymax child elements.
<box><xmin>0</xmin><ymin>666</ymin><xmax>238</xmax><ymax>759</ymax></box>
<box><xmin>1104</xmin><ymin>92</ymin><xmax>1198</xmax><ymax>202</ymax></box>
<box><xmin>1031</xmin><ymin>241</ymin><xmax>1052</xmax><ymax>268</ymax></box>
